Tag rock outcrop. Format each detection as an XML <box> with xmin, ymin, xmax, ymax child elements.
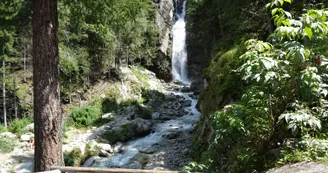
<box><xmin>152</xmin><ymin>0</ymin><xmax>174</xmax><ymax>80</ymax></box>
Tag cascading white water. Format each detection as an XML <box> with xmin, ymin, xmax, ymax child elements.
<box><xmin>90</xmin><ymin>1</ymin><xmax>200</xmax><ymax>169</ymax></box>
<box><xmin>93</xmin><ymin>88</ymin><xmax>200</xmax><ymax>168</ymax></box>
<box><xmin>172</xmin><ymin>0</ymin><xmax>190</xmax><ymax>84</ymax></box>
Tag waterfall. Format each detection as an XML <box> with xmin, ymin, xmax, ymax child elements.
<box><xmin>172</xmin><ymin>0</ymin><xmax>190</xmax><ymax>84</ymax></box>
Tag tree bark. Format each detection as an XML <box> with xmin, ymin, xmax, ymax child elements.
<box><xmin>23</xmin><ymin>46</ymin><xmax>27</xmax><ymax>83</ymax></box>
<box><xmin>14</xmin><ymin>75</ymin><xmax>17</xmax><ymax>120</ymax></box>
<box><xmin>32</xmin><ymin>0</ymin><xmax>63</xmax><ymax>171</ymax></box>
<box><xmin>2</xmin><ymin>60</ymin><xmax>7</xmax><ymax>129</ymax></box>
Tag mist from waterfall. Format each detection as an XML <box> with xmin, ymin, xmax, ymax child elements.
<box><xmin>172</xmin><ymin>0</ymin><xmax>190</xmax><ymax>84</ymax></box>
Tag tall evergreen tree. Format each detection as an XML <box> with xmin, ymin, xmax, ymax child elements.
<box><xmin>32</xmin><ymin>0</ymin><xmax>63</xmax><ymax>171</ymax></box>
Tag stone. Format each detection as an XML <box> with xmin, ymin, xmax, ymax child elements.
<box><xmin>113</xmin><ymin>143</ymin><xmax>125</xmax><ymax>153</ymax></box>
<box><xmin>82</xmin><ymin>156</ymin><xmax>100</xmax><ymax>167</ymax></box>
<box><xmin>139</xmin><ymin>147</ymin><xmax>157</xmax><ymax>154</ymax></box>
<box><xmin>102</xmin><ymin>113</ymin><xmax>115</xmax><ymax>119</ymax></box>
<box><xmin>165</xmin><ymin>131</ymin><xmax>181</xmax><ymax>139</ymax></box>
<box><xmin>190</xmin><ymin>79</ymin><xmax>206</xmax><ymax>95</ymax></box>
<box><xmin>172</xmin><ymin>102</ymin><xmax>181</xmax><ymax>110</ymax></box>
<box><xmin>266</xmin><ymin>161</ymin><xmax>328</xmax><ymax>173</ymax></box>
<box><xmin>22</xmin><ymin>123</ymin><xmax>34</xmax><ymax>132</ymax></box>
<box><xmin>182</xmin><ymin>148</ymin><xmax>189</xmax><ymax>155</ymax></box>
<box><xmin>99</xmin><ymin>149</ymin><xmax>111</xmax><ymax>157</ymax></box>
<box><xmin>152</xmin><ymin>112</ymin><xmax>160</xmax><ymax>119</ymax></box>
<box><xmin>15</xmin><ymin>161</ymin><xmax>33</xmax><ymax>173</ymax></box>
<box><xmin>128</xmin><ymin>162</ymin><xmax>142</xmax><ymax>169</ymax></box>
<box><xmin>97</xmin><ymin>143</ymin><xmax>113</xmax><ymax>153</ymax></box>
<box><xmin>0</xmin><ymin>132</ymin><xmax>16</xmax><ymax>139</ymax></box>
<box><xmin>20</xmin><ymin>133</ymin><xmax>34</xmax><ymax>141</ymax></box>
<box><xmin>183</xmin><ymin>100</ymin><xmax>192</xmax><ymax>107</ymax></box>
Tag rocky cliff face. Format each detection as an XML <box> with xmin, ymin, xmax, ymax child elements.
<box><xmin>151</xmin><ymin>0</ymin><xmax>174</xmax><ymax>81</ymax></box>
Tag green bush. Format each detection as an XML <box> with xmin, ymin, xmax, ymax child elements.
<box><xmin>102</xmin><ymin>129</ymin><xmax>129</xmax><ymax>144</ymax></box>
<box><xmin>64</xmin><ymin>147</ymin><xmax>83</xmax><ymax>166</ymax></box>
<box><xmin>70</xmin><ymin>104</ymin><xmax>101</xmax><ymax>127</ymax></box>
<box><xmin>183</xmin><ymin>162</ymin><xmax>208</xmax><ymax>172</ymax></box>
<box><xmin>8</xmin><ymin>117</ymin><xmax>33</xmax><ymax>136</ymax></box>
<box><xmin>0</xmin><ymin>124</ymin><xmax>8</xmax><ymax>133</ymax></box>
<box><xmin>0</xmin><ymin>138</ymin><xmax>15</xmax><ymax>153</ymax></box>
<box><xmin>136</xmin><ymin>105</ymin><xmax>152</xmax><ymax>119</ymax></box>
<box><xmin>101</xmin><ymin>98</ymin><xmax>118</xmax><ymax>113</ymax></box>
<box><xmin>64</xmin><ymin>143</ymin><xmax>100</xmax><ymax>166</ymax></box>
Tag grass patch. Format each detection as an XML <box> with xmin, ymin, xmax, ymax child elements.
<box><xmin>0</xmin><ymin>138</ymin><xmax>15</xmax><ymax>153</ymax></box>
<box><xmin>131</xmin><ymin>66</ymin><xmax>150</xmax><ymax>89</ymax></box>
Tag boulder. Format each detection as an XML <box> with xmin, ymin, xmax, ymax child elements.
<box><xmin>0</xmin><ymin>132</ymin><xmax>16</xmax><ymax>139</ymax></box>
<box><xmin>181</xmin><ymin>86</ymin><xmax>191</xmax><ymax>93</ymax></box>
<box><xmin>97</xmin><ymin>143</ymin><xmax>113</xmax><ymax>153</ymax></box>
<box><xmin>128</xmin><ymin>161</ymin><xmax>142</xmax><ymax>169</ymax></box>
<box><xmin>266</xmin><ymin>161</ymin><xmax>328</xmax><ymax>173</ymax></box>
<box><xmin>165</xmin><ymin>131</ymin><xmax>181</xmax><ymax>140</ymax></box>
<box><xmin>190</xmin><ymin>79</ymin><xmax>206</xmax><ymax>95</ymax></box>
<box><xmin>20</xmin><ymin>133</ymin><xmax>34</xmax><ymax>141</ymax></box>
<box><xmin>151</xmin><ymin>112</ymin><xmax>160</xmax><ymax>119</ymax></box>
<box><xmin>99</xmin><ymin>149</ymin><xmax>111</xmax><ymax>157</ymax></box>
<box><xmin>102</xmin><ymin>113</ymin><xmax>115</xmax><ymax>120</ymax></box>
<box><xmin>15</xmin><ymin>161</ymin><xmax>33</xmax><ymax>173</ymax></box>
<box><xmin>82</xmin><ymin>156</ymin><xmax>100</xmax><ymax>167</ymax></box>
<box><xmin>139</xmin><ymin>147</ymin><xmax>157</xmax><ymax>154</ymax></box>
<box><xmin>22</xmin><ymin>123</ymin><xmax>34</xmax><ymax>132</ymax></box>
<box><xmin>182</xmin><ymin>100</ymin><xmax>192</xmax><ymax>107</ymax></box>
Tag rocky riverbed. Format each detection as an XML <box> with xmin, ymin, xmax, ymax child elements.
<box><xmin>0</xmin><ymin>67</ymin><xmax>201</xmax><ymax>172</ymax></box>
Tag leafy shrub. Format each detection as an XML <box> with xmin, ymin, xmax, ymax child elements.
<box><xmin>0</xmin><ymin>124</ymin><xmax>8</xmax><ymax>133</ymax></box>
<box><xmin>197</xmin><ymin>2</ymin><xmax>328</xmax><ymax>172</ymax></box>
<box><xmin>64</xmin><ymin>143</ymin><xmax>100</xmax><ymax>166</ymax></box>
<box><xmin>8</xmin><ymin>117</ymin><xmax>33</xmax><ymax>136</ymax></box>
<box><xmin>136</xmin><ymin>105</ymin><xmax>152</xmax><ymax>119</ymax></box>
<box><xmin>101</xmin><ymin>98</ymin><xmax>118</xmax><ymax>113</ymax></box>
<box><xmin>277</xmin><ymin>138</ymin><xmax>328</xmax><ymax>165</ymax></box>
<box><xmin>70</xmin><ymin>104</ymin><xmax>101</xmax><ymax>127</ymax></box>
<box><xmin>64</xmin><ymin>147</ymin><xmax>82</xmax><ymax>166</ymax></box>
<box><xmin>0</xmin><ymin>138</ymin><xmax>15</xmax><ymax>153</ymax></box>
<box><xmin>207</xmin><ymin>103</ymin><xmax>271</xmax><ymax>172</ymax></box>
<box><xmin>183</xmin><ymin>162</ymin><xmax>208</xmax><ymax>172</ymax></box>
<box><xmin>102</xmin><ymin>129</ymin><xmax>129</xmax><ymax>144</ymax></box>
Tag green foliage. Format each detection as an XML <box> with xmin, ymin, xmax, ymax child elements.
<box><xmin>277</xmin><ymin>137</ymin><xmax>328</xmax><ymax>165</ymax></box>
<box><xmin>64</xmin><ymin>147</ymin><xmax>82</xmax><ymax>166</ymax></box>
<box><xmin>70</xmin><ymin>104</ymin><xmax>102</xmax><ymax>127</ymax></box>
<box><xmin>195</xmin><ymin>1</ymin><xmax>328</xmax><ymax>172</ymax></box>
<box><xmin>199</xmin><ymin>42</ymin><xmax>245</xmax><ymax>119</ymax></box>
<box><xmin>0</xmin><ymin>137</ymin><xmax>15</xmax><ymax>153</ymax></box>
<box><xmin>136</xmin><ymin>105</ymin><xmax>152</xmax><ymax>120</ymax></box>
<box><xmin>131</xmin><ymin>66</ymin><xmax>150</xmax><ymax>88</ymax></box>
<box><xmin>59</xmin><ymin>0</ymin><xmax>160</xmax><ymax>81</ymax></box>
<box><xmin>207</xmin><ymin>103</ymin><xmax>271</xmax><ymax>172</ymax></box>
<box><xmin>102</xmin><ymin>128</ymin><xmax>129</xmax><ymax>144</ymax></box>
<box><xmin>186</xmin><ymin>0</ymin><xmax>267</xmax><ymax>68</ymax></box>
<box><xmin>0</xmin><ymin>124</ymin><xmax>7</xmax><ymax>133</ymax></box>
<box><xmin>8</xmin><ymin>117</ymin><xmax>33</xmax><ymax>136</ymax></box>
<box><xmin>64</xmin><ymin>143</ymin><xmax>100</xmax><ymax>166</ymax></box>
<box><xmin>183</xmin><ymin>162</ymin><xmax>208</xmax><ymax>172</ymax></box>
<box><xmin>101</xmin><ymin>98</ymin><xmax>118</xmax><ymax>114</ymax></box>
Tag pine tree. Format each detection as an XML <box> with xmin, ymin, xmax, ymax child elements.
<box><xmin>32</xmin><ymin>0</ymin><xmax>63</xmax><ymax>171</ymax></box>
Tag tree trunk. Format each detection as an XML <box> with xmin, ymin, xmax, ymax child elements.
<box><xmin>14</xmin><ymin>75</ymin><xmax>17</xmax><ymax>120</ymax></box>
<box><xmin>23</xmin><ymin>47</ymin><xmax>26</xmax><ymax>83</ymax></box>
<box><xmin>32</xmin><ymin>0</ymin><xmax>63</xmax><ymax>171</ymax></box>
<box><xmin>2</xmin><ymin>60</ymin><xmax>7</xmax><ymax>129</ymax></box>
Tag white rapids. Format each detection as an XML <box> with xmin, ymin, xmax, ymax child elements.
<box><xmin>93</xmin><ymin>88</ymin><xmax>200</xmax><ymax>168</ymax></box>
<box><xmin>171</xmin><ymin>0</ymin><xmax>190</xmax><ymax>84</ymax></box>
